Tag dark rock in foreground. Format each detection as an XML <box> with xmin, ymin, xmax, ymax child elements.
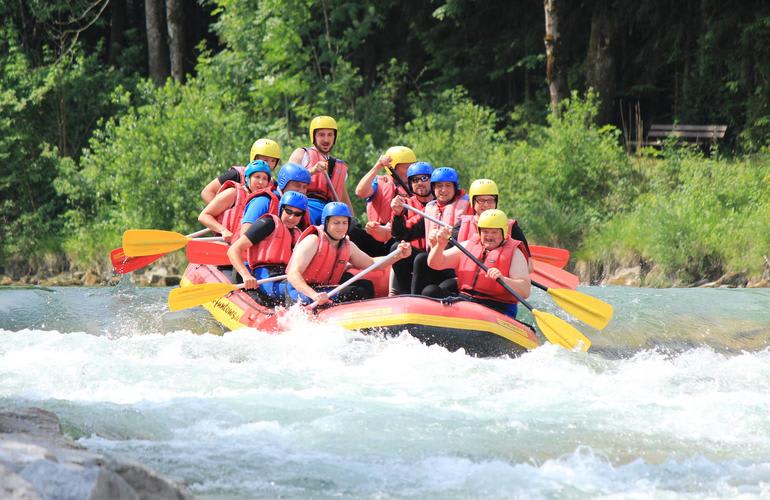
<box><xmin>0</xmin><ymin>407</ymin><xmax>193</xmax><ymax>499</ymax></box>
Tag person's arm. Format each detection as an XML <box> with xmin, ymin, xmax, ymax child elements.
<box><xmin>348</xmin><ymin>240</ymin><xmax>411</xmax><ymax>270</ymax></box>
<box><xmin>227</xmin><ymin>218</ymin><xmax>277</xmax><ymax>288</ymax></box>
<box><xmin>427</xmin><ymin>227</ymin><xmax>461</xmax><ymax>270</ymax></box>
<box><xmin>288</xmin><ymin>147</ymin><xmax>305</xmax><ymax>165</ymax></box>
<box><xmin>240</xmin><ymin>196</ymin><xmax>271</xmax><ymax>235</ymax></box>
<box><xmin>287</xmin><ymin>235</ymin><xmax>327</xmax><ymax>303</ymax></box>
<box><xmin>198</xmin><ymin>189</ymin><xmax>236</xmax><ymax>240</ymax></box>
<box><xmin>201</xmin><ymin>168</ymin><xmax>240</xmax><ymax>204</ymax></box>
<box><xmin>487</xmin><ymin>247</ymin><xmax>530</xmax><ymax>298</ymax></box>
<box><xmin>354</xmin><ymin>155</ymin><xmax>390</xmax><ymax>198</ymax></box>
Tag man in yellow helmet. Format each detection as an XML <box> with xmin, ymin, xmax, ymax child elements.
<box><xmin>350</xmin><ymin>146</ymin><xmax>416</xmax><ymax>256</ymax></box>
<box><xmin>200</xmin><ymin>138</ymin><xmax>281</xmax><ymax>204</ymax></box>
<box><xmin>426</xmin><ymin>209</ymin><xmax>531</xmax><ymax>319</ymax></box>
<box><xmin>288</xmin><ymin>116</ymin><xmax>355</xmax><ymax>225</ymax></box>
<box><xmin>455</xmin><ymin>179</ymin><xmax>533</xmax><ymax>272</ymax></box>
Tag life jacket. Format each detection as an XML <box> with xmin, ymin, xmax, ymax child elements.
<box><xmin>217</xmin><ymin>185</ymin><xmax>280</xmax><ymax>236</ymax></box>
<box><xmin>402</xmin><ymin>195</ymin><xmax>432</xmax><ymax>251</ymax></box>
<box><xmin>297</xmin><ymin>225</ymin><xmax>351</xmax><ymax>286</ymax></box>
<box><xmin>423</xmin><ymin>190</ymin><xmax>471</xmax><ymax>248</ymax></box>
<box><xmin>245</xmin><ymin>213</ymin><xmax>301</xmax><ymax>268</ymax></box>
<box><xmin>230</xmin><ymin>165</ymin><xmax>246</xmax><ymax>185</ymax></box>
<box><xmin>456</xmin><ymin>215</ymin><xmax>523</xmax><ymax>255</ymax></box>
<box><xmin>456</xmin><ymin>238</ymin><xmax>525</xmax><ymax>303</ymax></box>
<box><xmin>366</xmin><ymin>175</ymin><xmax>410</xmax><ymax>225</ymax></box>
<box><xmin>302</xmin><ymin>147</ymin><xmax>347</xmax><ymax>202</ymax></box>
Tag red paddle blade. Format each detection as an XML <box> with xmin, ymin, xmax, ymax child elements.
<box><xmin>186</xmin><ymin>240</ymin><xmax>231</xmax><ymax>265</ymax></box>
<box><xmin>529</xmin><ymin>245</ymin><xmax>570</xmax><ymax>269</ymax></box>
<box><xmin>530</xmin><ymin>260</ymin><xmax>579</xmax><ymax>290</ymax></box>
<box><xmin>110</xmin><ymin>247</ymin><xmax>164</xmax><ymax>274</ymax></box>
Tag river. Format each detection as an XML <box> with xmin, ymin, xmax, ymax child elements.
<box><xmin>1</xmin><ymin>282</ymin><xmax>769</xmax><ymax>499</ymax></box>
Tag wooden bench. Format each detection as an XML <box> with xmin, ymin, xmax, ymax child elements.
<box><xmin>646</xmin><ymin>124</ymin><xmax>727</xmax><ymax>147</ymax></box>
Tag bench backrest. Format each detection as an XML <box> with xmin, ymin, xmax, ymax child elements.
<box><xmin>648</xmin><ymin>124</ymin><xmax>727</xmax><ymax>140</ymax></box>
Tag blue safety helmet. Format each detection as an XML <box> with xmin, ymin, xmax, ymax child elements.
<box><xmin>407</xmin><ymin>161</ymin><xmax>433</xmax><ymax>180</ymax></box>
<box><xmin>321</xmin><ymin>202</ymin><xmax>353</xmax><ymax>228</ymax></box>
<box><xmin>277</xmin><ymin>162</ymin><xmax>312</xmax><ymax>192</ymax></box>
<box><xmin>244</xmin><ymin>160</ymin><xmax>272</xmax><ymax>189</ymax></box>
<box><xmin>278</xmin><ymin>191</ymin><xmax>308</xmax><ymax>214</ymax></box>
<box><xmin>430</xmin><ymin>166</ymin><xmax>460</xmax><ymax>191</ymax></box>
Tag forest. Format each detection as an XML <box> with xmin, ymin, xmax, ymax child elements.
<box><xmin>1</xmin><ymin>0</ymin><xmax>768</xmax><ymax>285</ymax></box>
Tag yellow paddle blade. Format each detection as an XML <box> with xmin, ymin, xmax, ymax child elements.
<box><xmin>533</xmin><ymin>309</ymin><xmax>591</xmax><ymax>352</ymax></box>
<box><xmin>122</xmin><ymin>229</ymin><xmax>189</xmax><ymax>257</ymax></box>
<box><xmin>168</xmin><ymin>283</ymin><xmax>238</xmax><ymax>311</ymax></box>
<box><xmin>547</xmin><ymin>288</ymin><xmax>613</xmax><ymax>330</ymax></box>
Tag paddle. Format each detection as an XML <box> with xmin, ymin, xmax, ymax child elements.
<box><xmin>529</xmin><ymin>245</ymin><xmax>570</xmax><ymax>268</ymax></box>
<box><xmin>167</xmin><ymin>275</ymin><xmax>287</xmax><ymax>311</ymax></box>
<box><xmin>531</xmin><ymin>260</ymin><xmax>579</xmax><ymax>290</ymax></box>
<box><xmin>384</xmin><ymin>165</ymin><xmax>413</xmax><ymax>196</ymax></box>
<box><xmin>432</xmin><ymin>230</ymin><xmax>590</xmax><ymax>351</ymax></box>
<box><xmin>307</xmin><ymin>248</ymin><xmax>402</xmax><ymax>309</ymax></box>
<box><xmin>403</xmin><ymin>203</ymin><xmax>611</xmax><ymax>334</ymax></box>
<box><xmin>111</xmin><ymin>228</ymin><xmax>211</xmax><ymax>274</ymax></box>
<box><xmin>122</xmin><ymin>229</ymin><xmax>223</xmax><ymax>257</ymax></box>
<box><xmin>186</xmin><ymin>239</ymin><xmax>231</xmax><ymax>265</ymax></box>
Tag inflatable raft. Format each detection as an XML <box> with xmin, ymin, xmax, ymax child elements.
<box><xmin>180</xmin><ymin>263</ymin><xmax>541</xmax><ymax>357</ymax></box>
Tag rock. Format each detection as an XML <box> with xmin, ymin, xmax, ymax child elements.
<box><xmin>0</xmin><ymin>408</ymin><xmax>192</xmax><ymax>500</ymax></box>
<box><xmin>711</xmin><ymin>271</ymin><xmax>748</xmax><ymax>288</ymax></box>
<box><xmin>161</xmin><ymin>276</ymin><xmax>181</xmax><ymax>286</ymax></box>
<box><xmin>82</xmin><ymin>270</ymin><xmax>102</xmax><ymax>286</ymax></box>
<box><xmin>747</xmin><ymin>277</ymin><xmax>770</xmax><ymax>288</ymax></box>
<box><xmin>604</xmin><ymin>266</ymin><xmax>641</xmax><ymax>286</ymax></box>
<box><xmin>0</xmin><ymin>276</ymin><xmax>12</xmax><ymax>286</ymax></box>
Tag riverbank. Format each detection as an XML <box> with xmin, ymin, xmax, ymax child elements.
<box><xmin>0</xmin><ymin>252</ymin><xmax>768</xmax><ymax>288</ymax></box>
<box><xmin>0</xmin><ymin>407</ymin><xmax>191</xmax><ymax>499</ymax></box>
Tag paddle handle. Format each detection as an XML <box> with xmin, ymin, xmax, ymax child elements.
<box><xmin>403</xmin><ymin>203</ymin><xmax>450</xmax><ymax>228</ymax></box>
<box><xmin>307</xmin><ymin>248</ymin><xmax>401</xmax><ymax>309</ymax></box>
<box><xmin>194</xmin><ymin>236</ymin><xmax>225</xmax><ymax>242</ymax></box>
<box><xmin>385</xmin><ymin>166</ymin><xmax>412</xmax><ymax>196</ymax></box>
<box><xmin>186</xmin><ymin>228</ymin><xmax>211</xmax><ymax>238</ymax></box>
<box><xmin>253</xmin><ymin>274</ymin><xmax>287</xmax><ymax>286</ymax></box>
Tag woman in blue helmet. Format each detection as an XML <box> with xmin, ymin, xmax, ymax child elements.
<box><xmin>240</xmin><ymin>162</ymin><xmax>311</xmax><ymax>235</ymax></box>
<box><xmin>286</xmin><ymin>202</ymin><xmax>412</xmax><ymax>306</ymax></box>
<box><xmin>227</xmin><ymin>191</ymin><xmax>310</xmax><ymax>307</ymax></box>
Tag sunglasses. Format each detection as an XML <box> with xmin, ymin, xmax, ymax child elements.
<box><xmin>409</xmin><ymin>174</ymin><xmax>431</xmax><ymax>183</ymax></box>
<box><xmin>283</xmin><ymin>207</ymin><xmax>305</xmax><ymax>217</ymax></box>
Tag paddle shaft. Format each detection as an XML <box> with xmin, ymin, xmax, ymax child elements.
<box><xmin>187</xmin><ymin>228</ymin><xmax>212</xmax><ymax>238</ymax></box>
<box><xmin>237</xmin><ymin>274</ymin><xmax>287</xmax><ymax>289</ymax></box>
<box><xmin>403</xmin><ymin>203</ymin><xmax>534</xmax><ymax>307</ymax></box>
<box><xmin>385</xmin><ymin>166</ymin><xmax>413</xmax><ymax>196</ymax></box>
<box><xmin>307</xmin><ymin>248</ymin><xmax>401</xmax><ymax>309</ymax></box>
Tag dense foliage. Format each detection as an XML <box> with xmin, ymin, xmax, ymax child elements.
<box><xmin>1</xmin><ymin>0</ymin><xmax>768</xmax><ymax>283</ymax></box>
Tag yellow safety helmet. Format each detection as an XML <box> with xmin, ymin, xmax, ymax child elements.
<box><xmin>384</xmin><ymin>146</ymin><xmax>417</xmax><ymax>168</ymax></box>
<box><xmin>469</xmin><ymin>178</ymin><xmax>499</xmax><ymax>206</ymax></box>
<box><xmin>309</xmin><ymin>115</ymin><xmax>338</xmax><ymax>145</ymax></box>
<box><xmin>477</xmin><ymin>209</ymin><xmax>509</xmax><ymax>239</ymax></box>
<box><xmin>249</xmin><ymin>138</ymin><xmax>281</xmax><ymax>162</ymax></box>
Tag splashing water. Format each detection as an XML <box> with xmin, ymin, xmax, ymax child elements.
<box><xmin>1</xmin><ymin>284</ymin><xmax>769</xmax><ymax>498</ymax></box>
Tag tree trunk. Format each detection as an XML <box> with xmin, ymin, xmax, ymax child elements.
<box><xmin>145</xmin><ymin>0</ymin><xmax>170</xmax><ymax>85</ymax></box>
<box><xmin>109</xmin><ymin>0</ymin><xmax>127</xmax><ymax>65</ymax></box>
<box><xmin>544</xmin><ymin>0</ymin><xmax>569</xmax><ymax>116</ymax></box>
<box><xmin>585</xmin><ymin>0</ymin><xmax>617</xmax><ymax>125</ymax></box>
<box><xmin>165</xmin><ymin>0</ymin><xmax>185</xmax><ymax>82</ymax></box>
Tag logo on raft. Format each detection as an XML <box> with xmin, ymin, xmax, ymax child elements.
<box><xmin>213</xmin><ymin>297</ymin><xmax>244</xmax><ymax>323</ymax></box>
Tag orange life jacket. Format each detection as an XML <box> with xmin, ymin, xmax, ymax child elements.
<box><xmin>401</xmin><ymin>195</ymin><xmax>432</xmax><ymax>251</ymax></box>
<box><xmin>456</xmin><ymin>238</ymin><xmax>525</xmax><ymax>303</ymax></box>
<box><xmin>423</xmin><ymin>191</ymin><xmax>471</xmax><ymax>248</ymax></box>
<box><xmin>297</xmin><ymin>225</ymin><xmax>351</xmax><ymax>286</ymax></box>
<box><xmin>366</xmin><ymin>175</ymin><xmax>410</xmax><ymax>225</ymax></box>
<box><xmin>217</xmin><ymin>186</ymin><xmax>280</xmax><ymax>236</ymax></box>
<box><xmin>246</xmin><ymin>213</ymin><xmax>301</xmax><ymax>268</ymax></box>
<box><xmin>302</xmin><ymin>147</ymin><xmax>348</xmax><ymax>203</ymax></box>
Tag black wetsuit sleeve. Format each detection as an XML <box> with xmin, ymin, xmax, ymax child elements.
<box><xmin>217</xmin><ymin>167</ymin><xmax>240</xmax><ymax>184</ymax></box>
<box><xmin>392</xmin><ymin>214</ymin><xmax>425</xmax><ymax>242</ymax></box>
<box><xmin>510</xmin><ymin>221</ymin><xmax>531</xmax><ymax>255</ymax></box>
<box><xmin>243</xmin><ymin>217</ymin><xmax>276</xmax><ymax>244</ymax></box>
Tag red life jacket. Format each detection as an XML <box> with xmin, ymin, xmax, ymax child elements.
<box><xmin>297</xmin><ymin>225</ymin><xmax>351</xmax><ymax>286</ymax></box>
<box><xmin>366</xmin><ymin>175</ymin><xmax>410</xmax><ymax>225</ymax></box>
<box><xmin>229</xmin><ymin>165</ymin><xmax>246</xmax><ymax>185</ymax></box>
<box><xmin>402</xmin><ymin>195</ymin><xmax>432</xmax><ymax>251</ymax></box>
<box><xmin>216</xmin><ymin>185</ymin><xmax>280</xmax><ymax>236</ymax></box>
<box><xmin>246</xmin><ymin>214</ymin><xmax>301</xmax><ymax>268</ymax></box>
<box><xmin>456</xmin><ymin>215</ymin><xmax>519</xmax><ymax>247</ymax></box>
<box><xmin>302</xmin><ymin>147</ymin><xmax>348</xmax><ymax>202</ymax></box>
<box><xmin>456</xmin><ymin>238</ymin><xmax>525</xmax><ymax>303</ymax></box>
<box><xmin>424</xmin><ymin>191</ymin><xmax>471</xmax><ymax>248</ymax></box>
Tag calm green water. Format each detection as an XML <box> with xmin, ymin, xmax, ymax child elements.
<box><xmin>1</xmin><ymin>283</ymin><xmax>769</xmax><ymax>499</ymax></box>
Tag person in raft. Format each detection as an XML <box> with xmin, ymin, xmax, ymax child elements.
<box><xmin>197</xmin><ymin>159</ymin><xmax>274</xmax><ymax>241</ymax></box>
<box><xmin>240</xmin><ymin>162</ymin><xmax>311</xmax><ymax>235</ymax></box>
<box><xmin>227</xmin><ymin>191</ymin><xmax>309</xmax><ymax>307</ymax></box>
<box><xmin>351</xmin><ymin>145</ymin><xmax>416</xmax><ymax>256</ymax></box>
<box><xmin>387</xmin><ymin>161</ymin><xmax>436</xmax><ymax>295</ymax></box>
<box><xmin>287</xmin><ymin>116</ymin><xmax>355</xmax><ymax>224</ymax></box>
<box><xmin>200</xmin><ymin>138</ymin><xmax>281</xmax><ymax>204</ymax></box>
<box><xmin>454</xmin><ymin>178</ymin><xmax>534</xmax><ymax>274</ymax></box>
<box><xmin>285</xmin><ymin>202</ymin><xmax>412</xmax><ymax>306</ymax></box>
<box><xmin>426</xmin><ymin>209</ymin><xmax>531</xmax><ymax>319</ymax></box>
<box><xmin>399</xmin><ymin>166</ymin><xmax>472</xmax><ymax>295</ymax></box>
